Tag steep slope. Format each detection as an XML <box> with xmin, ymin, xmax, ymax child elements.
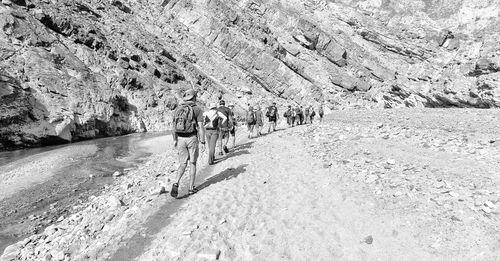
<box><xmin>1</xmin><ymin>0</ymin><xmax>499</xmax><ymax>150</ymax></box>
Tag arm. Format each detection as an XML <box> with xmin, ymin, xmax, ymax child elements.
<box><xmin>219</xmin><ymin>112</ymin><xmax>228</xmax><ymax>125</ymax></box>
<box><xmin>172</xmin><ymin>116</ymin><xmax>178</xmax><ymax>147</ymax></box>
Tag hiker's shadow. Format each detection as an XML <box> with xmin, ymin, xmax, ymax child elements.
<box><xmin>214</xmin><ymin>141</ymin><xmax>254</xmax><ymax>164</ymax></box>
<box><xmin>178</xmin><ymin>164</ymin><xmax>248</xmax><ymax>199</ymax></box>
<box><xmin>233</xmin><ymin>141</ymin><xmax>254</xmax><ymax>151</ymax></box>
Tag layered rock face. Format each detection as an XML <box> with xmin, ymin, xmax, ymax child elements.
<box><xmin>1</xmin><ymin>0</ymin><xmax>499</xmax><ymax>150</ymax></box>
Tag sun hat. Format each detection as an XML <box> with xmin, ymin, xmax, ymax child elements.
<box><xmin>183</xmin><ymin>89</ymin><xmax>197</xmax><ymax>101</ymax></box>
<box><xmin>228</xmin><ymin>103</ymin><xmax>235</xmax><ymax>107</ymax></box>
<box><xmin>219</xmin><ymin>100</ymin><xmax>226</xmax><ymax>105</ymax></box>
<box><xmin>208</xmin><ymin>102</ymin><xmax>217</xmax><ymax>109</ymax></box>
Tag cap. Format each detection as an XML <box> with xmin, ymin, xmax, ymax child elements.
<box><xmin>219</xmin><ymin>100</ymin><xmax>225</xmax><ymax>105</ymax></box>
<box><xmin>183</xmin><ymin>89</ymin><xmax>197</xmax><ymax>101</ymax></box>
<box><xmin>208</xmin><ymin>102</ymin><xmax>217</xmax><ymax>109</ymax></box>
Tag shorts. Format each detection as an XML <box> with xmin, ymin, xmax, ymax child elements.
<box><xmin>230</xmin><ymin>126</ymin><xmax>236</xmax><ymax>136</ymax></box>
<box><xmin>177</xmin><ymin>135</ymin><xmax>199</xmax><ymax>164</ymax></box>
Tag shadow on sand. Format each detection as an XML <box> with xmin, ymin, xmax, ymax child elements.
<box><xmin>177</xmin><ymin>164</ymin><xmax>248</xmax><ymax>199</ymax></box>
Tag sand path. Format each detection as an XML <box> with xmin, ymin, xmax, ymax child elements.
<box><xmin>138</xmin><ymin>127</ymin><xmax>434</xmax><ymax>260</ymax></box>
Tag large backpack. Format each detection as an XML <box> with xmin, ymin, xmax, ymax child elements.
<box><xmin>173</xmin><ymin>104</ymin><xmax>196</xmax><ymax>134</ymax></box>
<box><xmin>266</xmin><ymin>106</ymin><xmax>277</xmax><ymax>120</ymax></box>
<box><xmin>246</xmin><ymin>110</ymin><xmax>256</xmax><ymax>124</ymax></box>
<box><xmin>204</xmin><ymin>110</ymin><xmax>220</xmax><ymax>130</ymax></box>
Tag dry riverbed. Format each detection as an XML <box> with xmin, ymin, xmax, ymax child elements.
<box><xmin>1</xmin><ymin>109</ymin><xmax>499</xmax><ymax>261</ymax></box>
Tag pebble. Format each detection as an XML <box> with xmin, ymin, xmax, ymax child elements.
<box><xmin>482</xmin><ymin>206</ymin><xmax>492</xmax><ymax>214</ymax></box>
<box><xmin>197</xmin><ymin>249</ymin><xmax>221</xmax><ymax>260</ymax></box>
<box><xmin>484</xmin><ymin>201</ymin><xmax>495</xmax><ymax>209</ymax></box>
<box><xmin>362</xmin><ymin>235</ymin><xmax>373</xmax><ymax>244</ymax></box>
<box><xmin>386</xmin><ymin>158</ymin><xmax>396</xmax><ymax>165</ymax></box>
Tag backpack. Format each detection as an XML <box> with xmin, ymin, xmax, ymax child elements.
<box><xmin>310</xmin><ymin>110</ymin><xmax>316</xmax><ymax>117</ymax></box>
<box><xmin>305</xmin><ymin>107</ymin><xmax>310</xmax><ymax>115</ymax></box>
<box><xmin>283</xmin><ymin>110</ymin><xmax>289</xmax><ymax>118</ymax></box>
<box><xmin>204</xmin><ymin>110</ymin><xmax>220</xmax><ymax>130</ymax></box>
<box><xmin>173</xmin><ymin>104</ymin><xmax>196</xmax><ymax>134</ymax></box>
<box><xmin>266</xmin><ymin>106</ymin><xmax>277</xmax><ymax>120</ymax></box>
<box><xmin>219</xmin><ymin>107</ymin><xmax>233</xmax><ymax>131</ymax></box>
<box><xmin>318</xmin><ymin>107</ymin><xmax>324</xmax><ymax>116</ymax></box>
<box><xmin>246</xmin><ymin>110</ymin><xmax>256</xmax><ymax>124</ymax></box>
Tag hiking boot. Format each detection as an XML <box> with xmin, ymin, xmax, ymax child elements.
<box><xmin>170</xmin><ymin>183</ymin><xmax>179</xmax><ymax>198</ymax></box>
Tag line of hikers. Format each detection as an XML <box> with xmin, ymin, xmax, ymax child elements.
<box><xmin>169</xmin><ymin>89</ymin><xmax>324</xmax><ymax>198</ymax></box>
<box><xmin>245</xmin><ymin>103</ymin><xmax>324</xmax><ymax>137</ymax></box>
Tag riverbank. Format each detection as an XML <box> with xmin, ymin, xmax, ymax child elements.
<box><xmin>0</xmin><ymin>133</ymin><xmax>171</xmax><ymax>256</ymax></box>
<box><xmin>2</xmin><ymin>109</ymin><xmax>499</xmax><ymax>260</ymax></box>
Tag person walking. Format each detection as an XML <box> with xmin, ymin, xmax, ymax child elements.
<box><xmin>203</xmin><ymin>103</ymin><xmax>227</xmax><ymax>165</ymax></box>
<box><xmin>246</xmin><ymin>106</ymin><xmax>256</xmax><ymax>138</ymax></box>
<box><xmin>255</xmin><ymin>106</ymin><xmax>264</xmax><ymax>136</ymax></box>
<box><xmin>217</xmin><ymin>100</ymin><xmax>233</xmax><ymax>155</ymax></box>
<box><xmin>266</xmin><ymin>102</ymin><xmax>279</xmax><ymax>133</ymax></box>
<box><xmin>304</xmin><ymin>105</ymin><xmax>310</xmax><ymax>124</ymax></box>
<box><xmin>298</xmin><ymin>106</ymin><xmax>304</xmax><ymax>125</ymax></box>
<box><xmin>284</xmin><ymin>105</ymin><xmax>293</xmax><ymax>127</ymax></box>
<box><xmin>171</xmin><ymin>90</ymin><xmax>206</xmax><ymax>198</ymax></box>
<box><xmin>227</xmin><ymin>103</ymin><xmax>237</xmax><ymax>150</ymax></box>
<box><xmin>309</xmin><ymin>106</ymin><xmax>316</xmax><ymax>124</ymax></box>
<box><xmin>293</xmin><ymin>106</ymin><xmax>300</xmax><ymax>127</ymax></box>
<box><xmin>318</xmin><ymin>105</ymin><xmax>324</xmax><ymax>122</ymax></box>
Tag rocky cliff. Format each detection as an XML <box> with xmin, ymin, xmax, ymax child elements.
<box><xmin>1</xmin><ymin>0</ymin><xmax>499</xmax><ymax>150</ymax></box>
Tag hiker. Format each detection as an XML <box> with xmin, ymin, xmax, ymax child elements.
<box><xmin>297</xmin><ymin>106</ymin><xmax>304</xmax><ymax>125</ymax></box>
<box><xmin>284</xmin><ymin>105</ymin><xmax>293</xmax><ymax>127</ymax></box>
<box><xmin>266</xmin><ymin>102</ymin><xmax>279</xmax><ymax>133</ymax></box>
<box><xmin>293</xmin><ymin>106</ymin><xmax>300</xmax><ymax>127</ymax></box>
<box><xmin>318</xmin><ymin>105</ymin><xmax>324</xmax><ymax>122</ymax></box>
<box><xmin>309</xmin><ymin>106</ymin><xmax>316</xmax><ymax>124</ymax></box>
<box><xmin>203</xmin><ymin>102</ymin><xmax>227</xmax><ymax>165</ymax></box>
<box><xmin>304</xmin><ymin>105</ymin><xmax>310</xmax><ymax>124</ymax></box>
<box><xmin>246</xmin><ymin>105</ymin><xmax>256</xmax><ymax>138</ymax></box>
<box><xmin>227</xmin><ymin>103</ymin><xmax>236</xmax><ymax>150</ymax></box>
<box><xmin>171</xmin><ymin>89</ymin><xmax>206</xmax><ymax>198</ymax></box>
<box><xmin>255</xmin><ymin>106</ymin><xmax>264</xmax><ymax>136</ymax></box>
<box><xmin>217</xmin><ymin>100</ymin><xmax>233</xmax><ymax>155</ymax></box>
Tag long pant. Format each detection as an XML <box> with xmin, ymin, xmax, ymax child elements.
<box><xmin>205</xmin><ymin>129</ymin><xmax>219</xmax><ymax>164</ymax></box>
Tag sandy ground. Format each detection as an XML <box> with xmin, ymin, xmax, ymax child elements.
<box><xmin>2</xmin><ymin>109</ymin><xmax>499</xmax><ymax>261</ymax></box>
<box><xmin>139</xmin><ymin>131</ymin><xmax>435</xmax><ymax>261</ymax></box>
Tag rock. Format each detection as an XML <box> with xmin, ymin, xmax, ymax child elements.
<box><xmin>1</xmin><ymin>244</ymin><xmax>20</xmax><ymax>261</ymax></box>
<box><xmin>197</xmin><ymin>249</ymin><xmax>221</xmax><ymax>260</ymax></box>
<box><xmin>107</xmin><ymin>196</ymin><xmax>125</xmax><ymax>209</ymax></box>
<box><xmin>362</xmin><ymin>235</ymin><xmax>373</xmax><ymax>245</ymax></box>
<box><xmin>1</xmin><ymin>0</ymin><xmax>500</xmax><ymax>150</ymax></box>
<box><xmin>482</xmin><ymin>206</ymin><xmax>492</xmax><ymax>214</ymax></box>
<box><xmin>112</xmin><ymin>171</ymin><xmax>123</xmax><ymax>177</ymax></box>
<box><xmin>484</xmin><ymin>201</ymin><xmax>496</xmax><ymax>209</ymax></box>
<box><xmin>365</xmin><ymin>175</ymin><xmax>378</xmax><ymax>183</ymax></box>
<box><xmin>386</xmin><ymin>158</ymin><xmax>396</xmax><ymax>165</ymax></box>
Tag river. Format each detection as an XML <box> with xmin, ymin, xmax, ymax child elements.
<box><xmin>0</xmin><ymin>132</ymin><xmax>172</xmax><ymax>254</ymax></box>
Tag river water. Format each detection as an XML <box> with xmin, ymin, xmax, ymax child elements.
<box><xmin>0</xmin><ymin>132</ymin><xmax>172</xmax><ymax>254</ymax></box>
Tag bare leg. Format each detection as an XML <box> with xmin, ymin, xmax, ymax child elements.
<box><xmin>189</xmin><ymin>162</ymin><xmax>196</xmax><ymax>190</ymax></box>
